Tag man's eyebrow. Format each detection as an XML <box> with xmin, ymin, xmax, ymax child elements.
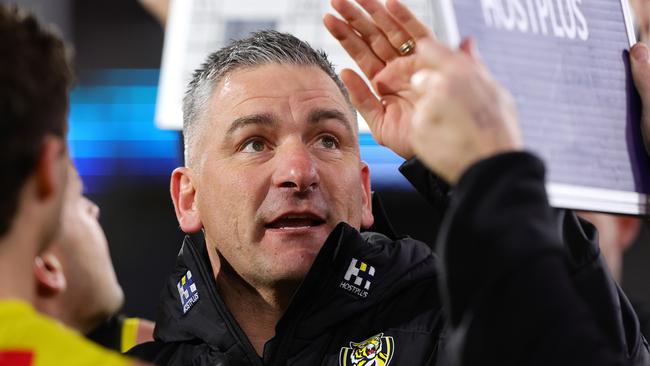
<box><xmin>307</xmin><ymin>108</ymin><xmax>353</xmax><ymax>133</ymax></box>
<box><xmin>225</xmin><ymin>113</ymin><xmax>278</xmax><ymax>137</ymax></box>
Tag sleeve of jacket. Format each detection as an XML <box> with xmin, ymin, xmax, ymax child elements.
<box><xmin>398</xmin><ymin>158</ymin><xmax>452</xmax><ymax>244</ymax></box>
<box><xmin>436</xmin><ymin>151</ymin><xmax>626</xmax><ymax>366</ymax></box>
<box><xmin>399</xmin><ymin>158</ymin><xmax>452</xmax><ymax>214</ymax></box>
<box><xmin>127</xmin><ymin>341</ymin><xmax>231</xmax><ymax>365</ymax></box>
<box><xmin>560</xmin><ymin>210</ymin><xmax>650</xmax><ymax>365</ymax></box>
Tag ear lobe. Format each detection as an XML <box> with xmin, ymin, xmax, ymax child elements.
<box><xmin>35</xmin><ymin>136</ymin><xmax>67</xmax><ymax>200</ymax></box>
<box><xmin>359</xmin><ymin>162</ymin><xmax>374</xmax><ymax>229</ymax></box>
<box><xmin>34</xmin><ymin>254</ymin><xmax>66</xmax><ymax>297</ymax></box>
<box><xmin>170</xmin><ymin>167</ymin><xmax>203</xmax><ymax>233</ymax></box>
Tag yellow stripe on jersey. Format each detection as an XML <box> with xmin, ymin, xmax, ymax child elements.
<box><xmin>0</xmin><ymin>300</ymin><xmax>129</xmax><ymax>366</ymax></box>
<box><xmin>120</xmin><ymin>318</ymin><xmax>140</xmax><ymax>353</ymax></box>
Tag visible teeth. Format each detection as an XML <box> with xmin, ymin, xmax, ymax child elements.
<box><xmin>266</xmin><ymin>216</ymin><xmax>323</xmax><ymax>229</ymax></box>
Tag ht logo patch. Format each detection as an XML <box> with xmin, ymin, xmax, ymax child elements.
<box><xmin>339</xmin><ymin>333</ymin><xmax>395</xmax><ymax>366</ymax></box>
<box><xmin>177</xmin><ymin>269</ymin><xmax>199</xmax><ymax>314</ymax></box>
<box><xmin>340</xmin><ymin>258</ymin><xmax>375</xmax><ymax>298</ymax></box>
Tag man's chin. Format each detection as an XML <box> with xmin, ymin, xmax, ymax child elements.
<box><xmin>256</xmin><ymin>225</ymin><xmax>332</xmax><ymax>281</ymax></box>
<box><xmin>267</xmin><ymin>248</ymin><xmax>321</xmax><ymax>281</ymax></box>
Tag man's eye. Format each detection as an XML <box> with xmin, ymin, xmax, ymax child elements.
<box><xmin>241</xmin><ymin>139</ymin><xmax>267</xmax><ymax>153</ymax></box>
<box><xmin>318</xmin><ymin>135</ymin><xmax>339</xmax><ymax>150</ymax></box>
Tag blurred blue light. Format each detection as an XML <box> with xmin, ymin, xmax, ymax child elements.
<box><xmin>70</xmin><ymin>103</ymin><xmax>156</xmax><ymax>123</ymax></box>
<box><xmin>70</xmin><ymin>86</ymin><xmax>158</xmax><ymax>104</ymax></box>
<box><xmin>69</xmin><ymin>140</ymin><xmax>179</xmax><ymax>158</ymax></box>
<box><xmin>68</xmin><ymin>121</ymin><xmax>177</xmax><ymax>141</ymax></box>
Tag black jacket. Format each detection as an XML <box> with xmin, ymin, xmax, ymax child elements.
<box><xmin>430</xmin><ymin>152</ymin><xmax>649</xmax><ymax>365</ymax></box>
<box><xmin>131</xmin><ymin>152</ymin><xmax>649</xmax><ymax>365</ymax></box>
<box><xmin>132</xmin><ymin>223</ymin><xmax>443</xmax><ymax>365</ymax></box>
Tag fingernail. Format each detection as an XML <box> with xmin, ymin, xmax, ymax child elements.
<box><xmin>632</xmin><ymin>43</ymin><xmax>650</xmax><ymax>63</ymax></box>
<box><xmin>411</xmin><ymin>71</ymin><xmax>427</xmax><ymax>89</ymax></box>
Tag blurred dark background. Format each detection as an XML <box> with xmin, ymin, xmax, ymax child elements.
<box><xmin>2</xmin><ymin>0</ymin><xmax>649</xmax><ymax>323</ymax></box>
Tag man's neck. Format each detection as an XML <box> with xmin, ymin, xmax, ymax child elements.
<box><xmin>0</xmin><ymin>230</ymin><xmax>40</xmax><ymax>303</ymax></box>
<box><xmin>216</xmin><ymin>266</ymin><xmax>298</xmax><ymax>357</ymax></box>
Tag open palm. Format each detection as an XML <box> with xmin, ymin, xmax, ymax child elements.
<box><xmin>325</xmin><ymin>0</ymin><xmax>435</xmax><ymax>159</ymax></box>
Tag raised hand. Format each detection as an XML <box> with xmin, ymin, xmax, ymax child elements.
<box><xmin>324</xmin><ymin>0</ymin><xmax>435</xmax><ymax>159</ymax></box>
<box><xmin>410</xmin><ymin>39</ymin><xmax>523</xmax><ymax>184</ymax></box>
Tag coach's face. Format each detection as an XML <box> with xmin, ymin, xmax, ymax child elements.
<box><xmin>173</xmin><ymin>63</ymin><xmax>373</xmax><ymax>288</ymax></box>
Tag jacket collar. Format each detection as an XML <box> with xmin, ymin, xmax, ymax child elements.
<box><xmin>152</xmin><ymin>222</ymin><xmax>436</xmax><ymax>359</ymax></box>
<box><xmin>152</xmin><ymin>224</ymin><xmax>361</xmax><ymax>348</ymax></box>
<box><xmin>153</xmin><ymin>233</ymin><xmax>235</xmax><ymax>346</ymax></box>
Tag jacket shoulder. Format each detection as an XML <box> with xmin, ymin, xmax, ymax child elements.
<box><xmin>128</xmin><ymin>340</ymin><xmax>231</xmax><ymax>365</ymax></box>
<box><xmin>127</xmin><ymin>341</ymin><xmax>177</xmax><ymax>363</ymax></box>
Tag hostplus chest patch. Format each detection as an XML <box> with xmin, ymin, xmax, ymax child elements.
<box><xmin>339</xmin><ymin>258</ymin><xmax>375</xmax><ymax>298</ymax></box>
<box><xmin>177</xmin><ymin>270</ymin><xmax>199</xmax><ymax>314</ymax></box>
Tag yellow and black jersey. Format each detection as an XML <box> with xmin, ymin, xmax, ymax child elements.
<box><xmin>87</xmin><ymin>315</ymin><xmax>154</xmax><ymax>353</ymax></box>
<box><xmin>0</xmin><ymin>300</ymin><xmax>129</xmax><ymax>366</ymax></box>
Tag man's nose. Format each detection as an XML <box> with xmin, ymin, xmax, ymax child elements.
<box><xmin>271</xmin><ymin>143</ymin><xmax>319</xmax><ymax>192</ymax></box>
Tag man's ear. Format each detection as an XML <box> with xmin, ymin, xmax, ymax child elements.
<box><xmin>34</xmin><ymin>254</ymin><xmax>66</xmax><ymax>297</ymax></box>
<box><xmin>35</xmin><ymin>136</ymin><xmax>67</xmax><ymax>200</ymax></box>
<box><xmin>360</xmin><ymin>162</ymin><xmax>374</xmax><ymax>229</ymax></box>
<box><xmin>170</xmin><ymin>167</ymin><xmax>203</xmax><ymax>233</ymax></box>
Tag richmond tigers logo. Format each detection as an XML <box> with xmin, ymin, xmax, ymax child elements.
<box><xmin>339</xmin><ymin>333</ymin><xmax>395</xmax><ymax>366</ymax></box>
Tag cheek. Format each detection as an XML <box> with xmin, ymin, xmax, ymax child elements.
<box><xmin>78</xmin><ymin>215</ymin><xmax>110</xmax><ymax>259</ymax></box>
<box><xmin>197</xmin><ymin>165</ymin><xmax>269</xmax><ymax>232</ymax></box>
<box><xmin>321</xmin><ymin>168</ymin><xmax>365</xmax><ymax>224</ymax></box>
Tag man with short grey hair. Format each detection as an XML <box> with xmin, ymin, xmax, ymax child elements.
<box><xmin>130</xmin><ymin>0</ymin><xmax>649</xmax><ymax>364</ymax></box>
<box><xmin>131</xmin><ymin>28</ymin><xmax>443</xmax><ymax>365</ymax></box>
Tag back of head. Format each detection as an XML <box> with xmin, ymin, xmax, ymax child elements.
<box><xmin>181</xmin><ymin>29</ymin><xmax>354</xmax><ymax>166</ymax></box>
<box><xmin>0</xmin><ymin>5</ymin><xmax>73</xmax><ymax>237</ymax></box>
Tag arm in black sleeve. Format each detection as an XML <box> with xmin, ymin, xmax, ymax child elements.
<box><xmin>397</xmin><ymin>158</ymin><xmax>452</xmax><ymax>246</ymax></box>
<box><xmin>437</xmin><ymin>151</ymin><xmax>625</xmax><ymax>366</ymax></box>
<box><xmin>399</xmin><ymin>158</ymin><xmax>452</xmax><ymax>214</ymax></box>
<box><xmin>560</xmin><ymin>210</ymin><xmax>650</xmax><ymax>365</ymax></box>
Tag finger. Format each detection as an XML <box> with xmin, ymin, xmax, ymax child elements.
<box><xmin>324</xmin><ymin>14</ymin><xmax>385</xmax><ymax>79</ymax></box>
<box><xmin>330</xmin><ymin>0</ymin><xmax>400</xmax><ymax>61</ymax></box>
<box><xmin>630</xmin><ymin>42</ymin><xmax>650</xmax><ymax>153</ymax></box>
<box><xmin>631</xmin><ymin>42</ymin><xmax>650</xmax><ymax>97</ymax></box>
<box><xmin>340</xmin><ymin>68</ymin><xmax>384</xmax><ymax>130</ymax></box>
<box><xmin>385</xmin><ymin>0</ymin><xmax>432</xmax><ymax>40</ymax></box>
<box><xmin>459</xmin><ymin>37</ymin><xmax>482</xmax><ymax>63</ymax></box>
<box><xmin>355</xmin><ymin>0</ymin><xmax>413</xmax><ymax>53</ymax></box>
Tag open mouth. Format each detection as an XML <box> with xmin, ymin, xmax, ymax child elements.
<box><xmin>264</xmin><ymin>214</ymin><xmax>326</xmax><ymax>230</ymax></box>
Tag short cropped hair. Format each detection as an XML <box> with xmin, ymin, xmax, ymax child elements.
<box><xmin>182</xmin><ymin>30</ymin><xmax>355</xmax><ymax>166</ymax></box>
<box><xmin>0</xmin><ymin>5</ymin><xmax>73</xmax><ymax>236</ymax></box>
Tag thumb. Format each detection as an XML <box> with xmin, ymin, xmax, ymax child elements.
<box><xmin>631</xmin><ymin>43</ymin><xmax>650</xmax><ymax>97</ymax></box>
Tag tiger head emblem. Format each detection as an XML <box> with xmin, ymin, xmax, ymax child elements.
<box><xmin>339</xmin><ymin>333</ymin><xmax>395</xmax><ymax>366</ymax></box>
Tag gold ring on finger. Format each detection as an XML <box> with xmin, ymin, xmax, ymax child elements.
<box><xmin>399</xmin><ymin>39</ymin><xmax>416</xmax><ymax>56</ymax></box>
